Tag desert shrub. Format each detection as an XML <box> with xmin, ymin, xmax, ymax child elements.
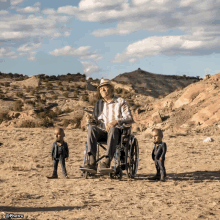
<box><xmin>63</xmin><ymin>119</ymin><xmax>72</xmax><ymax>127</ymax></box>
<box><xmin>24</xmin><ymin>100</ymin><xmax>35</xmax><ymax>107</ymax></box>
<box><xmin>4</xmin><ymin>82</ymin><xmax>10</xmax><ymax>87</ymax></box>
<box><xmin>176</xmin><ymin>87</ymin><xmax>183</xmax><ymax>91</ymax></box>
<box><xmin>89</xmin><ymin>92</ymin><xmax>100</xmax><ymax>105</ymax></box>
<box><xmin>0</xmin><ymin>93</ymin><xmax>5</xmax><ymax>99</ymax></box>
<box><xmin>121</xmin><ymin>90</ymin><xmax>132</xmax><ymax>99</ymax></box>
<box><xmin>75</xmin><ymin>84</ymin><xmax>81</xmax><ymax>89</ymax></box>
<box><xmin>63</xmin><ymin>107</ymin><xmax>72</xmax><ymax>113</ymax></box>
<box><xmin>55</xmin><ymin>107</ymin><xmax>62</xmax><ymax>115</ymax></box>
<box><xmin>52</xmin><ymin>94</ymin><xmax>58</xmax><ymax>100</ymax></box>
<box><xmin>73</xmin><ymin>90</ymin><xmax>79</xmax><ymax>98</ymax></box>
<box><xmin>16</xmin><ymin>91</ymin><xmax>24</xmax><ymax>98</ymax></box>
<box><xmin>13</xmin><ymin>100</ymin><xmax>24</xmax><ymax>111</ymax></box>
<box><xmin>46</xmin><ymin>82</ymin><xmax>53</xmax><ymax>90</ymax></box>
<box><xmin>79</xmin><ymin>78</ymin><xmax>86</xmax><ymax>82</ymax></box>
<box><xmin>37</xmin><ymin>109</ymin><xmax>58</xmax><ymax>120</ymax></box>
<box><xmin>23</xmin><ymin>85</ymin><xmax>27</xmax><ymax>89</ymax></box>
<box><xmin>20</xmin><ymin>120</ymin><xmax>36</xmax><ymax>128</ymax></box>
<box><xmin>158</xmin><ymin>95</ymin><xmax>164</xmax><ymax>99</ymax></box>
<box><xmin>72</xmin><ymin>113</ymin><xmax>84</xmax><ymax>128</ymax></box>
<box><xmin>39</xmin><ymin>117</ymin><xmax>53</xmax><ymax>127</ymax></box>
<box><xmin>63</xmin><ymin>92</ymin><xmax>69</xmax><ymax>98</ymax></box>
<box><xmin>115</xmin><ymin>88</ymin><xmax>123</xmax><ymax>94</ymax></box>
<box><xmin>0</xmin><ymin>111</ymin><xmax>11</xmax><ymax>124</ymax></box>
<box><xmin>56</xmin><ymin>81</ymin><xmax>62</xmax><ymax>86</ymax></box>
<box><xmin>80</xmin><ymin>94</ymin><xmax>88</xmax><ymax>102</ymax></box>
<box><xmin>59</xmin><ymin>86</ymin><xmax>64</xmax><ymax>91</ymax></box>
<box><xmin>30</xmin><ymin>90</ymin><xmax>35</xmax><ymax>96</ymax></box>
<box><xmin>65</xmin><ymin>86</ymin><xmax>70</xmax><ymax>91</ymax></box>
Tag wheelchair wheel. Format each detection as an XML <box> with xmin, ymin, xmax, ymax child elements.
<box><xmin>127</xmin><ymin>136</ymin><xmax>139</xmax><ymax>178</ymax></box>
<box><xmin>110</xmin><ymin>167</ymin><xmax>122</xmax><ymax>180</ymax></box>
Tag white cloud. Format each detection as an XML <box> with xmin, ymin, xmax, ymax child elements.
<box><xmin>10</xmin><ymin>0</ymin><xmax>25</xmax><ymax>5</ymax></box>
<box><xmin>0</xmin><ymin>14</ymin><xmax>71</xmax><ymax>41</ymax></box>
<box><xmin>0</xmin><ymin>47</ymin><xmax>18</xmax><ymax>59</ymax></box>
<box><xmin>112</xmin><ymin>35</ymin><xmax>220</xmax><ymax>63</ymax></box>
<box><xmin>57</xmin><ymin>6</ymin><xmax>77</xmax><ymax>15</ymax></box>
<box><xmin>0</xmin><ymin>10</ymin><xmax>9</xmax><ymax>15</ymax></box>
<box><xmin>81</xmin><ymin>61</ymin><xmax>101</xmax><ymax>75</ymax></box>
<box><xmin>42</xmin><ymin>8</ymin><xmax>56</xmax><ymax>15</ymax></box>
<box><xmin>49</xmin><ymin>46</ymin><xmax>103</xmax><ymax>60</ymax></box>
<box><xmin>16</xmin><ymin>6</ymin><xmax>40</xmax><ymax>13</ymax></box>
<box><xmin>0</xmin><ymin>0</ymin><xmax>7</xmax><ymax>2</ymax></box>
<box><xmin>17</xmin><ymin>42</ymin><xmax>41</xmax><ymax>52</ymax></box>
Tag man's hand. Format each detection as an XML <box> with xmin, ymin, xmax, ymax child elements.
<box><xmin>106</xmin><ymin>120</ymin><xmax>118</xmax><ymax>132</ymax></box>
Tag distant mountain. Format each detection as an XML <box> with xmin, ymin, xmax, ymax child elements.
<box><xmin>112</xmin><ymin>68</ymin><xmax>201</xmax><ymax>98</ymax></box>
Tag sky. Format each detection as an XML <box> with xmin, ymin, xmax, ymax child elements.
<box><xmin>0</xmin><ymin>0</ymin><xmax>220</xmax><ymax>79</ymax></box>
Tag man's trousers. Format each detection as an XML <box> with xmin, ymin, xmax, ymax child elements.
<box><xmin>87</xmin><ymin>125</ymin><xmax>120</xmax><ymax>161</ymax></box>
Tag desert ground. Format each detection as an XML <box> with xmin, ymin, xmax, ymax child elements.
<box><xmin>0</xmin><ymin>128</ymin><xmax>220</xmax><ymax>220</ymax></box>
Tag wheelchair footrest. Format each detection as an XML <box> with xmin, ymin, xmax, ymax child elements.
<box><xmin>99</xmin><ymin>168</ymin><xmax>114</xmax><ymax>174</ymax></box>
<box><xmin>80</xmin><ymin>167</ymin><xmax>97</xmax><ymax>174</ymax></box>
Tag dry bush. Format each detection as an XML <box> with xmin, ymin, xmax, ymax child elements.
<box><xmin>75</xmin><ymin>84</ymin><xmax>81</xmax><ymax>89</ymax></box>
<box><xmin>73</xmin><ymin>90</ymin><xmax>79</xmax><ymax>98</ymax></box>
<box><xmin>24</xmin><ymin>100</ymin><xmax>35</xmax><ymax>107</ymax></box>
<box><xmin>80</xmin><ymin>94</ymin><xmax>89</xmax><ymax>102</ymax></box>
<box><xmin>72</xmin><ymin>112</ymin><xmax>84</xmax><ymax>128</ymax></box>
<box><xmin>30</xmin><ymin>89</ymin><xmax>35</xmax><ymax>96</ymax></box>
<box><xmin>121</xmin><ymin>90</ymin><xmax>132</xmax><ymax>99</ymax></box>
<box><xmin>46</xmin><ymin>82</ymin><xmax>53</xmax><ymax>90</ymax></box>
<box><xmin>65</xmin><ymin>86</ymin><xmax>70</xmax><ymax>91</ymax></box>
<box><xmin>39</xmin><ymin>117</ymin><xmax>54</xmax><ymax>127</ymax></box>
<box><xmin>13</xmin><ymin>100</ymin><xmax>24</xmax><ymax>111</ymax></box>
<box><xmin>19</xmin><ymin>120</ymin><xmax>36</xmax><ymax>128</ymax></box>
<box><xmin>0</xmin><ymin>93</ymin><xmax>5</xmax><ymax>99</ymax></box>
<box><xmin>56</xmin><ymin>81</ymin><xmax>62</xmax><ymax>86</ymax></box>
<box><xmin>55</xmin><ymin>107</ymin><xmax>62</xmax><ymax>115</ymax></box>
<box><xmin>37</xmin><ymin>110</ymin><xmax>58</xmax><ymax>120</ymax></box>
<box><xmin>176</xmin><ymin>87</ymin><xmax>183</xmax><ymax>91</ymax></box>
<box><xmin>63</xmin><ymin>107</ymin><xmax>72</xmax><ymax>113</ymax></box>
<box><xmin>63</xmin><ymin>92</ymin><xmax>69</xmax><ymax>98</ymax></box>
<box><xmin>52</xmin><ymin>94</ymin><xmax>58</xmax><ymax>100</ymax></box>
<box><xmin>4</xmin><ymin>82</ymin><xmax>10</xmax><ymax>87</ymax></box>
<box><xmin>0</xmin><ymin>111</ymin><xmax>11</xmax><ymax>124</ymax></box>
<box><xmin>16</xmin><ymin>91</ymin><xmax>24</xmax><ymax>98</ymax></box>
<box><xmin>89</xmin><ymin>92</ymin><xmax>100</xmax><ymax>105</ymax></box>
<box><xmin>115</xmin><ymin>88</ymin><xmax>123</xmax><ymax>94</ymax></box>
<box><xmin>158</xmin><ymin>95</ymin><xmax>164</xmax><ymax>99</ymax></box>
<box><xmin>59</xmin><ymin>86</ymin><xmax>64</xmax><ymax>91</ymax></box>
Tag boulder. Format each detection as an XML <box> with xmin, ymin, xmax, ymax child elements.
<box><xmin>152</xmin><ymin>112</ymin><xmax>162</xmax><ymax>124</ymax></box>
<box><xmin>11</xmin><ymin>75</ymin><xmax>41</xmax><ymax>88</ymax></box>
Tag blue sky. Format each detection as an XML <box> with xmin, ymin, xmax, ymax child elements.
<box><xmin>0</xmin><ymin>0</ymin><xmax>220</xmax><ymax>79</ymax></box>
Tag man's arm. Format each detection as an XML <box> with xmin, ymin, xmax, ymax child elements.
<box><xmin>66</xmin><ymin>143</ymin><xmax>69</xmax><ymax>158</ymax></box>
<box><xmin>118</xmin><ymin>99</ymin><xmax>134</xmax><ymax>125</ymax></box>
<box><xmin>159</xmin><ymin>143</ymin><xmax>167</xmax><ymax>160</ymax></box>
<box><xmin>51</xmin><ymin>142</ymin><xmax>55</xmax><ymax>159</ymax></box>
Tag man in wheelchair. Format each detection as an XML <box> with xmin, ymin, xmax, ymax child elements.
<box><xmin>81</xmin><ymin>78</ymin><xmax>134</xmax><ymax>173</ymax></box>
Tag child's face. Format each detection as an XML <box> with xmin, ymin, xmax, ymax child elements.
<box><xmin>55</xmin><ymin>129</ymin><xmax>64</xmax><ymax>142</ymax></box>
<box><xmin>152</xmin><ymin>131</ymin><xmax>162</xmax><ymax>144</ymax></box>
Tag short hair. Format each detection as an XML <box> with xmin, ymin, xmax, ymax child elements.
<box><xmin>152</xmin><ymin>129</ymin><xmax>163</xmax><ymax>138</ymax></box>
<box><xmin>55</xmin><ymin>127</ymin><xmax>65</xmax><ymax>136</ymax></box>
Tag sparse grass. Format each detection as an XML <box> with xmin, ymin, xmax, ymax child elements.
<box><xmin>115</xmin><ymin>88</ymin><xmax>123</xmax><ymax>94</ymax></box>
<box><xmin>52</xmin><ymin>94</ymin><xmax>58</xmax><ymax>100</ymax></box>
<box><xmin>13</xmin><ymin>100</ymin><xmax>24</xmax><ymax>111</ymax></box>
<box><xmin>63</xmin><ymin>107</ymin><xmax>72</xmax><ymax>113</ymax></box>
<box><xmin>63</xmin><ymin>92</ymin><xmax>69</xmax><ymax>98</ymax></box>
<box><xmin>89</xmin><ymin>92</ymin><xmax>100</xmax><ymax>105</ymax></box>
<box><xmin>4</xmin><ymin>82</ymin><xmax>10</xmax><ymax>87</ymax></box>
<box><xmin>73</xmin><ymin>90</ymin><xmax>79</xmax><ymax>98</ymax></box>
<box><xmin>59</xmin><ymin>86</ymin><xmax>64</xmax><ymax>91</ymax></box>
<box><xmin>80</xmin><ymin>94</ymin><xmax>88</xmax><ymax>102</ymax></box>
<box><xmin>20</xmin><ymin>120</ymin><xmax>36</xmax><ymax>128</ymax></box>
<box><xmin>16</xmin><ymin>91</ymin><xmax>24</xmax><ymax>98</ymax></box>
<box><xmin>0</xmin><ymin>111</ymin><xmax>11</xmax><ymax>124</ymax></box>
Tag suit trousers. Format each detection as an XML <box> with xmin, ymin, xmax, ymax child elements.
<box><xmin>155</xmin><ymin>160</ymin><xmax>166</xmax><ymax>177</ymax></box>
<box><xmin>53</xmin><ymin>154</ymin><xmax>67</xmax><ymax>176</ymax></box>
<box><xmin>87</xmin><ymin>125</ymin><xmax>120</xmax><ymax>161</ymax></box>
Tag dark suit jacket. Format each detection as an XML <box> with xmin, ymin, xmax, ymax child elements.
<box><xmin>152</xmin><ymin>142</ymin><xmax>167</xmax><ymax>161</ymax></box>
<box><xmin>51</xmin><ymin>141</ymin><xmax>69</xmax><ymax>160</ymax></box>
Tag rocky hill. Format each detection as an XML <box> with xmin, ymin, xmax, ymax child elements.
<box><xmin>113</xmin><ymin>68</ymin><xmax>201</xmax><ymax>98</ymax></box>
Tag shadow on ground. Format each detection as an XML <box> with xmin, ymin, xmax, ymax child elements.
<box><xmin>136</xmin><ymin>170</ymin><xmax>220</xmax><ymax>182</ymax></box>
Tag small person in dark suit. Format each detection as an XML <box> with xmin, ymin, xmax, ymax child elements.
<box><xmin>148</xmin><ymin>129</ymin><xmax>167</xmax><ymax>182</ymax></box>
<box><xmin>48</xmin><ymin>128</ymin><xmax>69</xmax><ymax>179</ymax></box>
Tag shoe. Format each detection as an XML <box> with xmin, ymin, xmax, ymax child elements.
<box><xmin>100</xmin><ymin>161</ymin><xmax>110</xmax><ymax>169</ymax></box>
<box><xmin>47</xmin><ymin>175</ymin><xmax>58</xmax><ymax>179</ymax></box>
<box><xmin>80</xmin><ymin>163</ymin><xmax>97</xmax><ymax>171</ymax></box>
<box><xmin>148</xmin><ymin>175</ymin><xmax>160</xmax><ymax>180</ymax></box>
<box><xmin>160</xmin><ymin>175</ymin><xmax>166</xmax><ymax>182</ymax></box>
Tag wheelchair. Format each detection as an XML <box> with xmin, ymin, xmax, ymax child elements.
<box><xmin>81</xmin><ymin>122</ymin><xmax>139</xmax><ymax>180</ymax></box>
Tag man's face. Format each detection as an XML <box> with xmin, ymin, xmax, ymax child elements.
<box><xmin>152</xmin><ymin>131</ymin><xmax>162</xmax><ymax>144</ymax></box>
<box><xmin>55</xmin><ymin>129</ymin><xmax>64</xmax><ymax>142</ymax></box>
<box><xmin>99</xmin><ymin>85</ymin><xmax>113</xmax><ymax>99</ymax></box>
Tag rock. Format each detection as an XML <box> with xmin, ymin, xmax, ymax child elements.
<box><xmin>203</xmin><ymin>74</ymin><xmax>211</xmax><ymax>80</ymax></box>
<box><xmin>152</xmin><ymin>112</ymin><xmax>162</xmax><ymax>124</ymax></box>
<box><xmin>203</xmin><ymin>137</ymin><xmax>214</xmax><ymax>142</ymax></box>
<box><xmin>11</xmin><ymin>75</ymin><xmax>41</xmax><ymax>88</ymax></box>
<box><xmin>86</xmin><ymin>81</ymin><xmax>97</xmax><ymax>91</ymax></box>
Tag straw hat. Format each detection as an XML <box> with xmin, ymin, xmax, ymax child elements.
<box><xmin>97</xmin><ymin>78</ymin><xmax>113</xmax><ymax>89</ymax></box>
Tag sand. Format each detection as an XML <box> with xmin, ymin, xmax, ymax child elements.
<box><xmin>0</xmin><ymin>128</ymin><xmax>220</xmax><ymax>220</ymax></box>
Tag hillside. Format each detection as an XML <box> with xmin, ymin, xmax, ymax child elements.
<box><xmin>113</xmin><ymin>68</ymin><xmax>201</xmax><ymax>98</ymax></box>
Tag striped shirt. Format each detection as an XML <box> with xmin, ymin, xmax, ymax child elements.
<box><xmin>91</xmin><ymin>95</ymin><xmax>134</xmax><ymax>131</ymax></box>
